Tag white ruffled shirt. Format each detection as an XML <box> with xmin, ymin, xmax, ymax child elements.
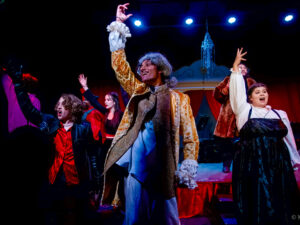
<box><xmin>229</xmin><ymin>71</ymin><xmax>300</xmax><ymax>167</ymax></box>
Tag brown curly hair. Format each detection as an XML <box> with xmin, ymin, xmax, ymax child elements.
<box><xmin>54</xmin><ymin>94</ymin><xmax>84</xmax><ymax>123</ymax></box>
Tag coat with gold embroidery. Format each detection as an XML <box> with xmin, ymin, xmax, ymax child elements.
<box><xmin>101</xmin><ymin>49</ymin><xmax>199</xmax><ymax>204</ymax></box>
<box><xmin>104</xmin><ymin>49</ymin><xmax>199</xmax><ymax>171</ymax></box>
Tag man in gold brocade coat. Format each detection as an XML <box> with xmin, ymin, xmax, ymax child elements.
<box><xmin>101</xmin><ymin>3</ymin><xmax>199</xmax><ymax>225</ymax></box>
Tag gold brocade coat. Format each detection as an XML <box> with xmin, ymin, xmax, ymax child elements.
<box><xmin>101</xmin><ymin>49</ymin><xmax>199</xmax><ymax>204</ymax></box>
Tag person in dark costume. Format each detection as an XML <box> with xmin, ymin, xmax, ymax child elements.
<box><xmin>81</xmin><ymin>96</ymin><xmax>106</xmax><ymax>210</ymax></box>
<box><xmin>8</xmin><ymin>66</ymin><xmax>101</xmax><ymax>225</ymax></box>
<box><xmin>230</xmin><ymin>48</ymin><xmax>300</xmax><ymax>225</ymax></box>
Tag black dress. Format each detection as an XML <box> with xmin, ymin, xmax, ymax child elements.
<box><xmin>232</xmin><ymin>107</ymin><xmax>300</xmax><ymax>225</ymax></box>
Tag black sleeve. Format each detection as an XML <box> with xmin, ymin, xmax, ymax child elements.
<box><xmin>85</xmin><ymin>123</ymin><xmax>101</xmax><ymax>191</ymax></box>
<box><xmin>83</xmin><ymin>89</ymin><xmax>107</xmax><ymax>114</ymax></box>
<box><xmin>14</xmin><ymin>82</ymin><xmax>43</xmax><ymax>126</ymax></box>
<box><xmin>14</xmin><ymin>80</ymin><xmax>60</xmax><ymax>134</ymax></box>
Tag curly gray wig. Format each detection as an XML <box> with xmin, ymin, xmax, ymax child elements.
<box><xmin>137</xmin><ymin>52</ymin><xmax>177</xmax><ymax>87</ymax></box>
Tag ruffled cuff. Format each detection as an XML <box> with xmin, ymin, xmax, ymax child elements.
<box><xmin>175</xmin><ymin>159</ymin><xmax>198</xmax><ymax>189</ymax></box>
<box><xmin>106</xmin><ymin>21</ymin><xmax>131</xmax><ymax>52</ymax></box>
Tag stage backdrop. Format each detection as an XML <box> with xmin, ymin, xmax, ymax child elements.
<box><xmin>184</xmin><ymin>82</ymin><xmax>300</xmax><ymax>125</ymax></box>
<box><xmin>90</xmin><ymin>80</ymin><xmax>300</xmax><ymax>137</ymax></box>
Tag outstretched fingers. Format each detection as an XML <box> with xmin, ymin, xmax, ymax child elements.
<box><xmin>237</xmin><ymin>48</ymin><xmax>247</xmax><ymax>61</ymax></box>
<box><xmin>119</xmin><ymin>3</ymin><xmax>130</xmax><ymax>11</ymax></box>
<box><xmin>233</xmin><ymin>47</ymin><xmax>248</xmax><ymax>71</ymax></box>
<box><xmin>116</xmin><ymin>3</ymin><xmax>133</xmax><ymax>22</ymax></box>
<box><xmin>78</xmin><ymin>74</ymin><xmax>87</xmax><ymax>87</ymax></box>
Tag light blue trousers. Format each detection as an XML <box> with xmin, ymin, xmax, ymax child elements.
<box><xmin>123</xmin><ymin>174</ymin><xmax>180</xmax><ymax>225</ymax></box>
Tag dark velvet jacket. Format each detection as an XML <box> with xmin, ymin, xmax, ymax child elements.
<box><xmin>14</xmin><ymin>82</ymin><xmax>100</xmax><ymax>185</ymax></box>
<box><xmin>213</xmin><ymin>75</ymin><xmax>256</xmax><ymax>138</ymax></box>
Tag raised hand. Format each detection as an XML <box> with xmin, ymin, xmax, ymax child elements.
<box><xmin>233</xmin><ymin>48</ymin><xmax>247</xmax><ymax>72</ymax></box>
<box><xmin>116</xmin><ymin>3</ymin><xmax>133</xmax><ymax>23</ymax></box>
<box><xmin>78</xmin><ymin>74</ymin><xmax>88</xmax><ymax>90</ymax></box>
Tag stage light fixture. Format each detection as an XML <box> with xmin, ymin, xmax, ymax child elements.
<box><xmin>185</xmin><ymin>18</ymin><xmax>194</xmax><ymax>25</ymax></box>
<box><xmin>228</xmin><ymin>16</ymin><xmax>237</xmax><ymax>24</ymax></box>
<box><xmin>284</xmin><ymin>14</ymin><xmax>294</xmax><ymax>22</ymax></box>
<box><xmin>134</xmin><ymin>19</ymin><xmax>142</xmax><ymax>27</ymax></box>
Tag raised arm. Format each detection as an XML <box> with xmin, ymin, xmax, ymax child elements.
<box><xmin>9</xmin><ymin>66</ymin><xmax>43</xmax><ymax>126</ymax></box>
<box><xmin>78</xmin><ymin>74</ymin><xmax>107</xmax><ymax>114</ymax></box>
<box><xmin>78</xmin><ymin>73</ymin><xmax>89</xmax><ymax>92</ymax></box>
<box><xmin>229</xmin><ymin>48</ymin><xmax>249</xmax><ymax>115</ymax></box>
<box><xmin>107</xmin><ymin>3</ymin><xmax>145</xmax><ymax>96</ymax></box>
<box><xmin>116</xmin><ymin>3</ymin><xmax>133</xmax><ymax>23</ymax></box>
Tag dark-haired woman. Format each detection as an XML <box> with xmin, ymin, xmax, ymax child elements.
<box><xmin>78</xmin><ymin>74</ymin><xmax>124</xmax><ymax>207</ymax></box>
<box><xmin>230</xmin><ymin>48</ymin><xmax>300</xmax><ymax>225</ymax></box>
<box><xmin>78</xmin><ymin>74</ymin><xmax>123</xmax><ymax>149</ymax></box>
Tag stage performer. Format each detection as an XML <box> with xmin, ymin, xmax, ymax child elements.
<box><xmin>81</xmin><ymin>93</ymin><xmax>106</xmax><ymax>209</ymax></box>
<box><xmin>101</xmin><ymin>3</ymin><xmax>199</xmax><ymax>225</ymax></box>
<box><xmin>78</xmin><ymin>74</ymin><xmax>123</xmax><ymax>153</ymax></box>
<box><xmin>8</xmin><ymin>66</ymin><xmax>101</xmax><ymax>225</ymax></box>
<box><xmin>213</xmin><ymin>63</ymin><xmax>256</xmax><ymax>173</ymax></box>
<box><xmin>230</xmin><ymin>48</ymin><xmax>300</xmax><ymax>225</ymax></box>
<box><xmin>78</xmin><ymin>73</ymin><xmax>124</xmax><ymax>208</ymax></box>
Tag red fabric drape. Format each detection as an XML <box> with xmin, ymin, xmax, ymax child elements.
<box><xmin>176</xmin><ymin>182</ymin><xmax>214</xmax><ymax>218</ymax></box>
<box><xmin>184</xmin><ymin>90</ymin><xmax>221</xmax><ymax>120</ymax></box>
<box><xmin>89</xmin><ymin>81</ymin><xmax>300</xmax><ymax>123</ymax></box>
<box><xmin>185</xmin><ymin>90</ymin><xmax>205</xmax><ymax>117</ymax></box>
<box><xmin>267</xmin><ymin>82</ymin><xmax>300</xmax><ymax>123</ymax></box>
<box><xmin>184</xmin><ymin>81</ymin><xmax>300</xmax><ymax>123</ymax></box>
<box><xmin>176</xmin><ymin>182</ymin><xmax>233</xmax><ymax>218</ymax></box>
<box><xmin>205</xmin><ymin>90</ymin><xmax>221</xmax><ymax>121</ymax></box>
<box><xmin>90</xmin><ymin>80</ymin><xmax>127</xmax><ymax>111</ymax></box>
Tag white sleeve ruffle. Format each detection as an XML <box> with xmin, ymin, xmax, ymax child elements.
<box><xmin>175</xmin><ymin>159</ymin><xmax>198</xmax><ymax>189</ymax></box>
<box><xmin>106</xmin><ymin>21</ymin><xmax>131</xmax><ymax>52</ymax></box>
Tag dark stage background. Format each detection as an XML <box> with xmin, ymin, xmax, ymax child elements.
<box><xmin>0</xmin><ymin>0</ymin><xmax>300</xmax><ymax>134</ymax></box>
<box><xmin>0</xmin><ymin>1</ymin><xmax>300</xmax><ymax>223</ymax></box>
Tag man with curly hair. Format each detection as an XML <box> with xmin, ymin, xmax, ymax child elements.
<box><xmin>8</xmin><ymin>67</ymin><xmax>100</xmax><ymax>225</ymax></box>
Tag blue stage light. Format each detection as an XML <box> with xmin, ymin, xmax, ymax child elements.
<box><xmin>228</xmin><ymin>16</ymin><xmax>237</xmax><ymax>24</ymax></box>
<box><xmin>134</xmin><ymin>19</ymin><xmax>142</xmax><ymax>27</ymax></box>
<box><xmin>284</xmin><ymin>14</ymin><xmax>294</xmax><ymax>22</ymax></box>
<box><xmin>185</xmin><ymin>18</ymin><xmax>194</xmax><ymax>25</ymax></box>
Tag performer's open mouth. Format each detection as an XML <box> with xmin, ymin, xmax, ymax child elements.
<box><xmin>141</xmin><ymin>71</ymin><xmax>148</xmax><ymax>76</ymax></box>
<box><xmin>259</xmin><ymin>97</ymin><xmax>265</xmax><ymax>102</ymax></box>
